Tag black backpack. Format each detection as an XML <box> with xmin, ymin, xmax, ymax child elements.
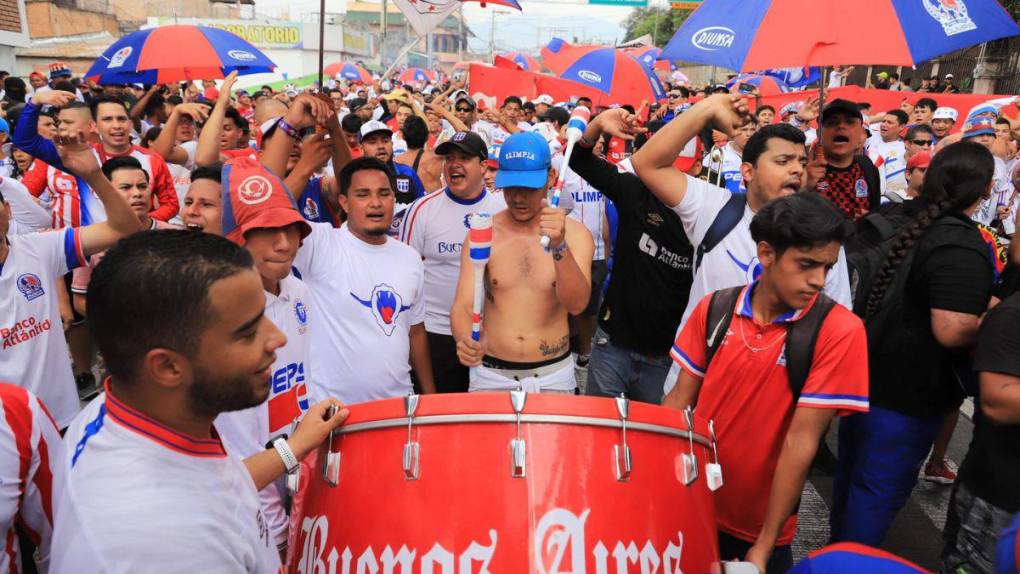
<box><xmin>703</xmin><ymin>286</ymin><xmax>837</xmax><ymax>399</ymax></box>
<box><xmin>843</xmin><ymin>204</ymin><xmax>915</xmax><ymax>316</ymax></box>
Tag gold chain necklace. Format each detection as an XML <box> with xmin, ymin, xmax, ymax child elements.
<box><xmin>738</xmin><ymin>317</ymin><xmax>787</xmax><ymax>353</ymax></box>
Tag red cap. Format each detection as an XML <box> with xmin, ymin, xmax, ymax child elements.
<box><xmin>907</xmin><ymin>151</ymin><xmax>931</xmax><ymax>171</ymax></box>
<box><xmin>221</xmin><ymin>157</ymin><xmax>311</xmax><ymax>245</ymax></box>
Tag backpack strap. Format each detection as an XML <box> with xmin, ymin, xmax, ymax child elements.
<box><xmin>704</xmin><ymin>286</ymin><xmax>744</xmax><ymax>370</ymax></box>
<box><xmin>412</xmin><ymin>148</ymin><xmax>425</xmax><ymax>173</ymax></box>
<box><xmin>784</xmin><ymin>293</ymin><xmax>837</xmax><ymax>400</ymax></box>
<box><xmin>695</xmin><ymin>193</ymin><xmax>746</xmax><ymax>271</ymax></box>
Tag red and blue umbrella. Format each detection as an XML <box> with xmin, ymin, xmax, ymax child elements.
<box><xmin>545</xmin><ymin>41</ymin><xmax>667</xmax><ymax>104</ymax></box>
<box><xmin>325</xmin><ymin>62</ymin><xmax>372</xmax><ymax>83</ymax></box>
<box><xmin>398</xmin><ymin>67</ymin><xmax>435</xmax><ymax>85</ymax></box>
<box><xmin>620</xmin><ymin>45</ymin><xmax>675</xmax><ymax>73</ymax></box>
<box><xmin>725</xmin><ymin>73</ymin><xmax>792</xmax><ymax>96</ymax></box>
<box><xmin>503</xmin><ymin>51</ymin><xmax>541</xmax><ymax>71</ymax></box>
<box><xmin>660</xmin><ymin>0</ymin><xmax>1020</xmax><ymax>71</ymax></box>
<box><xmin>86</xmin><ymin>25</ymin><xmax>276</xmax><ymax>85</ymax></box>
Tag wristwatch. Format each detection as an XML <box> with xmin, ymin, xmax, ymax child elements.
<box><xmin>272</xmin><ymin>437</ymin><xmax>300</xmax><ymax>474</ymax></box>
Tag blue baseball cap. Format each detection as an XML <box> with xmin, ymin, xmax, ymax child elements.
<box><xmin>0</xmin><ymin>119</ymin><xmax>10</xmax><ymax>135</ymax></box>
<box><xmin>495</xmin><ymin>131</ymin><xmax>551</xmax><ymax>190</ymax></box>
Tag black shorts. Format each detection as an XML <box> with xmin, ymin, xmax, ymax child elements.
<box><xmin>427</xmin><ymin>332</ymin><xmax>469</xmax><ymax>394</ymax></box>
<box><xmin>582</xmin><ymin>259</ymin><xmax>609</xmax><ymax>317</ymax></box>
<box><xmin>63</xmin><ymin>272</ymin><xmax>86</xmax><ymax>326</ymax></box>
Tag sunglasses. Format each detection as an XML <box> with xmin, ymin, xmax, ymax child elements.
<box><xmin>455</xmin><ymin>107</ymin><xmax>473</xmax><ymax>113</ymax></box>
<box><xmin>668</xmin><ymin>93</ymin><xmax>682</xmax><ymax>99</ymax></box>
<box><xmin>910</xmin><ymin>139</ymin><xmax>933</xmax><ymax>147</ymax></box>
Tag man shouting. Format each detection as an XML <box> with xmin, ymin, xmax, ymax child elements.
<box><xmin>452</xmin><ymin>131</ymin><xmax>594</xmax><ymax>393</ymax></box>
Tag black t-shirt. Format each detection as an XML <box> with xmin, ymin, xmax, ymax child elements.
<box><xmin>958</xmin><ymin>293</ymin><xmax>1020</xmax><ymax>512</ymax></box>
<box><xmin>869</xmin><ymin>209</ymin><xmax>994</xmax><ymax>417</ymax></box>
<box><xmin>569</xmin><ymin>142</ymin><xmax>694</xmax><ymax>356</ymax></box>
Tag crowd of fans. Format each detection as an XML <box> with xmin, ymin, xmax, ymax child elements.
<box><xmin>0</xmin><ymin>59</ymin><xmax>1018</xmax><ymax>573</ymax></box>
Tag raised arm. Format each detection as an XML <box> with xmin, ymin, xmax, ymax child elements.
<box><xmin>55</xmin><ymin>132</ymin><xmax>143</xmax><ymax>256</ymax></box>
<box><xmin>427</xmin><ymin>100</ymin><xmax>468</xmax><ymax>132</ymax></box>
<box><xmin>450</xmin><ymin>229</ymin><xmax>484</xmax><ymax>367</ymax></box>
<box><xmin>130</xmin><ymin>85</ymin><xmax>160</xmax><ymax>122</ymax></box>
<box><xmin>151</xmin><ymin>103</ymin><xmax>209</xmax><ymax>165</ymax></box>
<box><xmin>570</xmin><ymin>108</ymin><xmax>645</xmax><ymax>202</ymax></box>
<box><xmin>261</xmin><ymin>93</ymin><xmax>334</xmax><ymax>178</ymax></box>
<box><xmin>13</xmin><ymin>91</ymin><xmax>77</xmax><ymax>168</ymax></box>
<box><xmin>195</xmin><ymin>72</ymin><xmax>238</xmax><ymax>168</ymax></box>
<box><xmin>631</xmin><ymin>93</ymin><xmax>749</xmax><ymax>208</ymax></box>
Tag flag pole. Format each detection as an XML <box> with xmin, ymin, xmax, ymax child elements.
<box><xmin>318</xmin><ymin>0</ymin><xmax>326</xmax><ymax>88</ymax></box>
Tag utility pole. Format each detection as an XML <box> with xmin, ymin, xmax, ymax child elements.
<box><xmin>458</xmin><ymin>5</ymin><xmax>464</xmax><ymax>60</ymax></box>
<box><xmin>381</xmin><ymin>0</ymin><xmax>389</xmax><ymax>70</ymax></box>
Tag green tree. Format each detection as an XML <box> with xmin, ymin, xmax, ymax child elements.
<box><xmin>623</xmin><ymin>7</ymin><xmax>693</xmax><ymax>45</ymax></box>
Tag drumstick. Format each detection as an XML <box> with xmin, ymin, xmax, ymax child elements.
<box><xmin>540</xmin><ymin>106</ymin><xmax>590</xmax><ymax>249</ymax></box>
<box><xmin>468</xmin><ymin>212</ymin><xmax>493</xmax><ymax>343</ymax></box>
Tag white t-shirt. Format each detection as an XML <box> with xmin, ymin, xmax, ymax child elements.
<box><xmin>867</xmin><ymin>138</ymin><xmax>907</xmax><ymax>195</ymax></box>
<box><xmin>397</xmin><ymin>188</ymin><xmax>507</xmax><ymax>336</ymax></box>
<box><xmin>0</xmin><ymin>384</ymin><xmax>62</xmax><ymax>574</ymax></box>
<box><xmin>215</xmin><ymin>274</ymin><xmax>311</xmax><ymax>547</ymax></box>
<box><xmin>973</xmin><ymin>156</ymin><xmax>1011</xmax><ymax>227</ymax></box>
<box><xmin>53</xmin><ymin>389</ymin><xmax>282</xmax><ymax>573</ymax></box>
<box><xmin>294</xmin><ymin>223</ymin><xmax>426</xmax><ymax>404</ymax></box>
<box><xmin>0</xmin><ymin>228</ymin><xmax>84</xmax><ymax>428</ymax></box>
<box><xmin>662</xmin><ymin>176</ymin><xmax>853</xmax><ymax>393</ymax></box>
<box><xmin>700</xmin><ymin>143</ymin><xmax>745</xmax><ymax>194</ymax></box>
<box><xmin>563</xmin><ymin>166</ymin><xmax>607</xmax><ymax>260</ymax></box>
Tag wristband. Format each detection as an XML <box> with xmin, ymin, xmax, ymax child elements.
<box><xmin>272</xmin><ymin>437</ymin><xmax>300</xmax><ymax>474</ymax></box>
<box><xmin>550</xmin><ymin>242</ymin><xmax>568</xmax><ymax>260</ymax></box>
<box><xmin>276</xmin><ymin>118</ymin><xmax>300</xmax><ymax>140</ymax></box>
<box><xmin>578</xmin><ymin>134</ymin><xmax>596</xmax><ymax>148</ymax></box>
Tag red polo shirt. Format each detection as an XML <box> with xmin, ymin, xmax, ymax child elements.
<box><xmin>671</xmin><ymin>282</ymin><xmax>869</xmax><ymax>545</ymax></box>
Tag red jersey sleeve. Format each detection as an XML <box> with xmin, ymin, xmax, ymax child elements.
<box><xmin>22</xmin><ymin>159</ymin><xmax>49</xmax><ymax>197</ymax></box>
<box><xmin>146</xmin><ymin>153</ymin><xmax>179</xmax><ymax>222</ymax></box>
<box><xmin>796</xmin><ymin>305</ymin><xmax>870</xmax><ymax>415</ymax></box>
<box><xmin>670</xmin><ymin>294</ymin><xmax>712</xmax><ymax>379</ymax></box>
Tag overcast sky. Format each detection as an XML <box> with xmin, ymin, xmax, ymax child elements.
<box><xmin>253</xmin><ymin>0</ymin><xmax>634</xmax><ymax>54</ymax></box>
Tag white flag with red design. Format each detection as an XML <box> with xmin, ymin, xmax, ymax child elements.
<box><xmin>390</xmin><ymin>0</ymin><xmax>460</xmax><ymax>36</ymax></box>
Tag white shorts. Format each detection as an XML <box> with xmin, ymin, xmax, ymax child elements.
<box><xmin>469</xmin><ymin>354</ymin><xmax>576</xmax><ymax>394</ymax></box>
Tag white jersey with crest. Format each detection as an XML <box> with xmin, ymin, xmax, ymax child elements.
<box><xmin>294</xmin><ymin>222</ymin><xmax>425</xmax><ymax>405</ymax></box>
<box><xmin>215</xmin><ymin>274</ymin><xmax>312</xmax><ymax>548</ymax></box>
<box><xmin>0</xmin><ymin>228</ymin><xmax>85</xmax><ymax>428</ymax></box>
<box><xmin>0</xmin><ymin>384</ymin><xmax>62</xmax><ymax>574</ymax></box>
<box><xmin>397</xmin><ymin>187</ymin><xmax>507</xmax><ymax>335</ymax></box>
<box><xmin>52</xmin><ymin>385</ymin><xmax>282</xmax><ymax>573</ymax></box>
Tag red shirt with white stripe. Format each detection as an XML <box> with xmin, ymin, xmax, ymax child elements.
<box><xmin>93</xmin><ymin>144</ymin><xmax>179</xmax><ymax>222</ymax></box>
<box><xmin>0</xmin><ymin>384</ymin><xmax>61</xmax><ymax>573</ymax></box>
<box><xmin>671</xmin><ymin>282</ymin><xmax>869</xmax><ymax>545</ymax></box>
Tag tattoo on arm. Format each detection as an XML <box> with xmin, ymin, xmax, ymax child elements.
<box><xmin>538</xmin><ymin>335</ymin><xmax>569</xmax><ymax>357</ymax></box>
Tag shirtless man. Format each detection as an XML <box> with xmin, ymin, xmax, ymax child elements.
<box><xmin>451</xmin><ymin>131</ymin><xmax>594</xmax><ymax>393</ymax></box>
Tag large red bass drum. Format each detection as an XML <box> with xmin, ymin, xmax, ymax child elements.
<box><xmin>287</xmin><ymin>392</ymin><xmax>723</xmax><ymax>573</ymax></box>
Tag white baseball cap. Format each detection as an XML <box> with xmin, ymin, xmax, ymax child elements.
<box><xmin>534</xmin><ymin>94</ymin><xmax>554</xmax><ymax>106</ymax></box>
<box><xmin>932</xmin><ymin>107</ymin><xmax>959</xmax><ymax>121</ymax></box>
<box><xmin>359</xmin><ymin>120</ymin><xmax>392</xmax><ymax>142</ymax></box>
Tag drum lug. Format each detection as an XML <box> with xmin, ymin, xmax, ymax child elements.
<box><xmin>614</xmin><ymin>394</ymin><xmax>632</xmax><ymax>481</ymax></box>
<box><xmin>705</xmin><ymin>419</ymin><xmax>724</xmax><ymax>492</ymax></box>
<box><xmin>403</xmin><ymin>393</ymin><xmax>421</xmax><ymax>480</ymax></box>
<box><xmin>322</xmin><ymin>404</ymin><xmax>342</xmax><ymax>487</ymax></box>
<box><xmin>681</xmin><ymin>406</ymin><xmax>699</xmax><ymax>486</ymax></box>
<box><xmin>509</xmin><ymin>389</ymin><xmax>527</xmax><ymax>478</ymax></box>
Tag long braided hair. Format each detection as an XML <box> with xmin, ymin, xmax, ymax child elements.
<box><xmin>863</xmin><ymin>141</ymin><xmax>994</xmax><ymax>320</ymax></box>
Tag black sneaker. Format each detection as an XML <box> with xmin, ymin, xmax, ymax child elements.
<box><xmin>76</xmin><ymin>372</ymin><xmax>99</xmax><ymax>401</ymax></box>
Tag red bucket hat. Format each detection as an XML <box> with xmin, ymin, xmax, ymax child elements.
<box><xmin>220</xmin><ymin>157</ymin><xmax>311</xmax><ymax>245</ymax></box>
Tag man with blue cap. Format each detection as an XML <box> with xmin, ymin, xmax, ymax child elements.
<box><xmin>451</xmin><ymin>131</ymin><xmax>594</xmax><ymax>393</ymax></box>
